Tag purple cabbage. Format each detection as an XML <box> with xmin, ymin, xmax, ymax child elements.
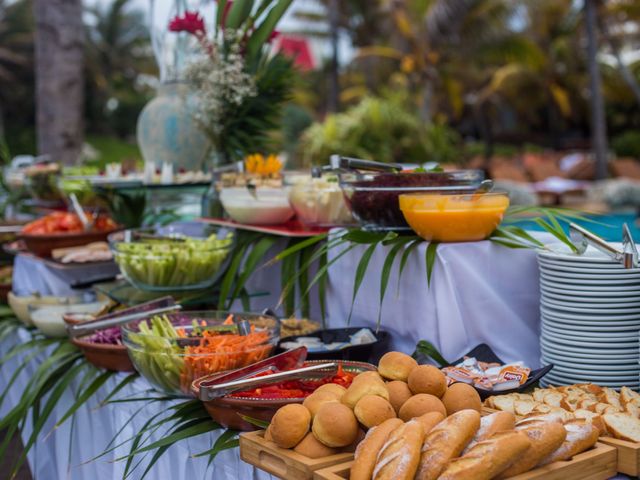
<box><xmin>88</xmin><ymin>327</ymin><xmax>122</xmax><ymax>345</ymax></box>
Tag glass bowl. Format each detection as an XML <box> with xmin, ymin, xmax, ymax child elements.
<box><xmin>287</xmin><ymin>175</ymin><xmax>354</xmax><ymax>228</ymax></box>
<box><xmin>220</xmin><ymin>187</ymin><xmax>294</xmax><ymax>225</ymax></box>
<box><xmin>399</xmin><ymin>191</ymin><xmax>510</xmax><ymax>242</ymax></box>
<box><xmin>122</xmin><ymin>311</ymin><xmax>280</xmax><ymax>396</ymax></box>
<box><xmin>339</xmin><ymin>170</ymin><xmax>484</xmax><ymax>231</ymax></box>
<box><xmin>109</xmin><ymin>223</ymin><xmax>234</xmax><ymax>292</ymax></box>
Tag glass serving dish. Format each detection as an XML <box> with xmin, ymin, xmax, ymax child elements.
<box><xmin>339</xmin><ymin>170</ymin><xmax>484</xmax><ymax>231</ymax></box>
<box><xmin>287</xmin><ymin>175</ymin><xmax>355</xmax><ymax>228</ymax></box>
<box><xmin>399</xmin><ymin>191</ymin><xmax>510</xmax><ymax>242</ymax></box>
<box><xmin>109</xmin><ymin>223</ymin><xmax>234</xmax><ymax>292</ymax></box>
<box><xmin>219</xmin><ymin>187</ymin><xmax>294</xmax><ymax>225</ymax></box>
<box><xmin>122</xmin><ymin>311</ymin><xmax>280</xmax><ymax>396</ymax></box>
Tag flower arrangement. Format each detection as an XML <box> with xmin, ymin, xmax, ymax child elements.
<box><xmin>169</xmin><ymin>1</ymin><xmax>295</xmax><ymax>164</ymax></box>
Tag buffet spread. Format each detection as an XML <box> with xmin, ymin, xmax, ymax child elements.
<box><xmin>1</xmin><ymin>158</ymin><xmax>639</xmax><ymax>480</ymax></box>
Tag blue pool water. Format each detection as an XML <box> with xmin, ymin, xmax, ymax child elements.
<box><xmin>513</xmin><ymin>211</ymin><xmax>640</xmax><ymax>243</ymax></box>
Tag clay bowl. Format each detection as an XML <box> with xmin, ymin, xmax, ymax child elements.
<box><xmin>192</xmin><ymin>360</ymin><xmax>376</xmax><ymax>431</ymax></box>
<box><xmin>19</xmin><ymin>228</ymin><xmax>120</xmax><ymax>257</ymax></box>
<box><xmin>70</xmin><ymin>336</ymin><xmax>135</xmax><ymax>372</ymax></box>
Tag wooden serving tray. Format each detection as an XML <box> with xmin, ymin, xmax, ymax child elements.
<box><xmin>240</xmin><ymin>430</ymin><xmax>353</xmax><ymax>480</ymax></box>
<box><xmin>313</xmin><ymin>442</ymin><xmax>617</xmax><ymax>480</ymax></box>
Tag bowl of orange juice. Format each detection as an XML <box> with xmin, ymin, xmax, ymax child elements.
<box><xmin>399</xmin><ymin>192</ymin><xmax>510</xmax><ymax>242</ymax></box>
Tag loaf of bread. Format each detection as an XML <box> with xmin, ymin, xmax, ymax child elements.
<box><xmin>438</xmin><ymin>431</ymin><xmax>531</xmax><ymax>480</ymax></box>
<box><xmin>414</xmin><ymin>409</ymin><xmax>480</xmax><ymax>480</ymax></box>
<box><xmin>463</xmin><ymin>411</ymin><xmax>515</xmax><ymax>454</ymax></box>
<box><xmin>538</xmin><ymin>419</ymin><xmax>599</xmax><ymax>465</ymax></box>
<box><xmin>498</xmin><ymin>421</ymin><xmax>567</xmax><ymax>477</ymax></box>
<box><xmin>372</xmin><ymin>420</ymin><xmax>424</xmax><ymax>480</ymax></box>
<box><xmin>350</xmin><ymin>418</ymin><xmax>403</xmax><ymax>480</ymax></box>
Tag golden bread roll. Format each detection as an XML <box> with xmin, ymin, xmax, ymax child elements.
<box><xmin>350</xmin><ymin>418</ymin><xmax>403</xmax><ymax>480</ymax></box>
<box><xmin>399</xmin><ymin>393</ymin><xmax>446</xmax><ymax>421</ymax></box>
<box><xmin>341</xmin><ymin>427</ymin><xmax>367</xmax><ymax>453</ymax></box>
<box><xmin>315</xmin><ymin>383</ymin><xmax>347</xmax><ymax>399</ymax></box>
<box><xmin>354</xmin><ymin>395</ymin><xmax>396</xmax><ymax>428</ymax></box>
<box><xmin>442</xmin><ymin>383</ymin><xmax>481</xmax><ymax>414</ymax></box>
<box><xmin>438</xmin><ymin>431</ymin><xmax>531</xmax><ymax>480</ymax></box>
<box><xmin>312</xmin><ymin>402</ymin><xmax>359</xmax><ymax>448</ymax></box>
<box><xmin>303</xmin><ymin>391</ymin><xmax>339</xmax><ymax>419</ymax></box>
<box><xmin>498</xmin><ymin>421</ymin><xmax>567</xmax><ymax>477</ymax></box>
<box><xmin>293</xmin><ymin>432</ymin><xmax>339</xmax><ymax>458</ymax></box>
<box><xmin>386</xmin><ymin>381</ymin><xmax>413</xmax><ymax>414</ymax></box>
<box><xmin>415</xmin><ymin>409</ymin><xmax>481</xmax><ymax>480</ymax></box>
<box><xmin>353</xmin><ymin>371</ymin><xmax>384</xmax><ymax>384</ymax></box>
<box><xmin>463</xmin><ymin>411</ymin><xmax>516</xmax><ymax>454</ymax></box>
<box><xmin>264</xmin><ymin>424</ymin><xmax>274</xmax><ymax>442</ymax></box>
<box><xmin>538</xmin><ymin>419</ymin><xmax>599</xmax><ymax>466</ymax></box>
<box><xmin>378</xmin><ymin>352</ymin><xmax>418</xmax><ymax>381</ymax></box>
<box><xmin>342</xmin><ymin>376</ymin><xmax>389</xmax><ymax>409</ymax></box>
<box><xmin>407</xmin><ymin>365</ymin><xmax>447</xmax><ymax>397</ymax></box>
<box><xmin>373</xmin><ymin>419</ymin><xmax>424</xmax><ymax>480</ymax></box>
<box><xmin>270</xmin><ymin>404</ymin><xmax>311</xmax><ymax>449</ymax></box>
<box><xmin>415</xmin><ymin>411</ymin><xmax>445</xmax><ymax>435</ymax></box>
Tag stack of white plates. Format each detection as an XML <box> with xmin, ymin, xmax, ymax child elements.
<box><xmin>537</xmin><ymin>244</ymin><xmax>640</xmax><ymax>389</ymax></box>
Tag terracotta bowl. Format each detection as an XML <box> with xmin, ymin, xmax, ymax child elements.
<box><xmin>19</xmin><ymin>228</ymin><xmax>120</xmax><ymax>257</ymax></box>
<box><xmin>193</xmin><ymin>360</ymin><xmax>377</xmax><ymax>431</ymax></box>
<box><xmin>63</xmin><ymin>312</ymin><xmax>96</xmax><ymax>326</ymax></box>
<box><xmin>70</xmin><ymin>336</ymin><xmax>135</xmax><ymax>372</ymax></box>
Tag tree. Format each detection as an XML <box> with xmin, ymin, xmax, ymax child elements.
<box><xmin>33</xmin><ymin>0</ymin><xmax>84</xmax><ymax>165</ymax></box>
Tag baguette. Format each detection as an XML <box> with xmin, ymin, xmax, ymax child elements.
<box><xmin>603</xmin><ymin>412</ymin><xmax>640</xmax><ymax>442</ymax></box>
<box><xmin>538</xmin><ymin>419</ymin><xmax>599</xmax><ymax>465</ymax></box>
<box><xmin>463</xmin><ymin>411</ymin><xmax>515</xmax><ymax>454</ymax></box>
<box><xmin>372</xmin><ymin>420</ymin><xmax>424</xmax><ymax>480</ymax></box>
<box><xmin>350</xmin><ymin>418</ymin><xmax>403</xmax><ymax>480</ymax></box>
<box><xmin>498</xmin><ymin>421</ymin><xmax>567</xmax><ymax>477</ymax></box>
<box><xmin>414</xmin><ymin>409</ymin><xmax>480</xmax><ymax>480</ymax></box>
<box><xmin>438</xmin><ymin>431</ymin><xmax>531</xmax><ymax>480</ymax></box>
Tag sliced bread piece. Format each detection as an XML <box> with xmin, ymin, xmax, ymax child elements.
<box><xmin>603</xmin><ymin>412</ymin><xmax>640</xmax><ymax>442</ymax></box>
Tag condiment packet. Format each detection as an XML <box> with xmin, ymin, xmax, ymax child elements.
<box><xmin>442</xmin><ymin>357</ymin><xmax>531</xmax><ymax>391</ymax></box>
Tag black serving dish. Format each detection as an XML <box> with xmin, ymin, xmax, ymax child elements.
<box><xmin>276</xmin><ymin>327</ymin><xmax>390</xmax><ymax>364</ymax></box>
<box><xmin>414</xmin><ymin>342</ymin><xmax>553</xmax><ymax>400</ymax></box>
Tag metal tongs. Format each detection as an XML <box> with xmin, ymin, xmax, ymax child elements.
<box><xmin>195</xmin><ymin>347</ymin><xmax>338</xmax><ymax>401</ymax></box>
<box><xmin>67</xmin><ymin>296</ymin><xmax>181</xmax><ymax>338</ymax></box>
<box><xmin>312</xmin><ymin>154</ymin><xmax>404</xmax><ymax>178</ymax></box>
<box><xmin>569</xmin><ymin>222</ymin><xmax>639</xmax><ymax>269</ymax></box>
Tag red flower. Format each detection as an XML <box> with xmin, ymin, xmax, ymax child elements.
<box><xmin>169</xmin><ymin>11</ymin><xmax>206</xmax><ymax>35</ymax></box>
<box><xmin>268</xmin><ymin>30</ymin><xmax>280</xmax><ymax>43</ymax></box>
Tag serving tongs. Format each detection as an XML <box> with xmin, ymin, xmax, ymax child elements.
<box><xmin>196</xmin><ymin>346</ymin><xmax>338</xmax><ymax>401</ymax></box>
<box><xmin>67</xmin><ymin>296</ymin><xmax>181</xmax><ymax>338</ymax></box>
<box><xmin>312</xmin><ymin>154</ymin><xmax>404</xmax><ymax>178</ymax></box>
<box><xmin>569</xmin><ymin>222</ymin><xmax>639</xmax><ymax>269</ymax></box>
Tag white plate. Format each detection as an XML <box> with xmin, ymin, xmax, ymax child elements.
<box><xmin>541</xmin><ymin>299</ymin><xmax>640</xmax><ymax>315</ymax></box>
<box><xmin>541</xmin><ymin>359</ymin><xmax>640</xmax><ymax>373</ymax></box>
<box><xmin>540</xmin><ymin>348</ymin><xmax>639</xmax><ymax>364</ymax></box>
<box><xmin>543</xmin><ymin>368</ymin><xmax>639</xmax><ymax>381</ymax></box>
<box><xmin>538</xmin><ymin>257</ymin><xmax>625</xmax><ymax>270</ymax></box>
<box><xmin>541</xmin><ymin>315</ymin><xmax>640</xmax><ymax>330</ymax></box>
<box><xmin>540</xmin><ymin>337</ymin><xmax>639</xmax><ymax>356</ymax></box>
<box><xmin>540</xmin><ymin>289</ymin><xmax>640</xmax><ymax>303</ymax></box>
<box><xmin>541</xmin><ymin>378</ymin><xmax>639</xmax><ymax>388</ymax></box>
<box><xmin>541</xmin><ymin>331</ymin><xmax>638</xmax><ymax>348</ymax></box>
<box><xmin>541</xmin><ymin>324</ymin><xmax>637</xmax><ymax>341</ymax></box>
<box><xmin>540</xmin><ymin>269</ymin><xmax>640</xmax><ymax>280</ymax></box>
<box><xmin>538</xmin><ymin>261</ymin><xmax>639</xmax><ymax>275</ymax></box>
<box><xmin>540</xmin><ymin>278</ymin><xmax>640</xmax><ymax>294</ymax></box>
<box><xmin>544</xmin><ymin>372</ymin><xmax>639</xmax><ymax>384</ymax></box>
<box><xmin>538</xmin><ymin>243</ymin><xmax>625</xmax><ymax>264</ymax></box>
<box><xmin>540</xmin><ymin>272</ymin><xmax>640</xmax><ymax>286</ymax></box>
<box><xmin>541</xmin><ymin>306</ymin><xmax>640</xmax><ymax>322</ymax></box>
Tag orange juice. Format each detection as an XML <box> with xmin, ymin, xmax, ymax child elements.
<box><xmin>399</xmin><ymin>193</ymin><xmax>510</xmax><ymax>242</ymax></box>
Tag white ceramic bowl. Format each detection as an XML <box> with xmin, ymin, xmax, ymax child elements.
<box><xmin>30</xmin><ymin>302</ymin><xmax>108</xmax><ymax>337</ymax></box>
<box><xmin>8</xmin><ymin>292</ymin><xmax>81</xmax><ymax>326</ymax></box>
<box><xmin>220</xmin><ymin>187</ymin><xmax>294</xmax><ymax>225</ymax></box>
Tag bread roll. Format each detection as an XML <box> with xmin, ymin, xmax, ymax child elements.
<box><xmin>463</xmin><ymin>411</ymin><xmax>516</xmax><ymax>454</ymax></box>
<box><xmin>538</xmin><ymin>420</ymin><xmax>599</xmax><ymax>465</ymax></box>
<box><xmin>312</xmin><ymin>402</ymin><xmax>359</xmax><ymax>448</ymax></box>
<box><xmin>303</xmin><ymin>391</ymin><xmax>339</xmax><ymax>419</ymax></box>
<box><xmin>293</xmin><ymin>432</ymin><xmax>339</xmax><ymax>458</ymax></box>
<box><xmin>353</xmin><ymin>371</ymin><xmax>384</xmax><ymax>384</ymax></box>
<box><xmin>415</xmin><ymin>409</ymin><xmax>481</xmax><ymax>480</ymax></box>
<box><xmin>386</xmin><ymin>381</ymin><xmax>413</xmax><ymax>414</ymax></box>
<box><xmin>415</xmin><ymin>411</ymin><xmax>445</xmax><ymax>435</ymax></box>
<box><xmin>264</xmin><ymin>424</ymin><xmax>274</xmax><ymax>442</ymax></box>
<box><xmin>498</xmin><ymin>421</ymin><xmax>567</xmax><ymax>477</ymax></box>
<box><xmin>270</xmin><ymin>404</ymin><xmax>311</xmax><ymax>448</ymax></box>
<box><xmin>378</xmin><ymin>352</ymin><xmax>418</xmax><ymax>381</ymax></box>
<box><xmin>442</xmin><ymin>383</ymin><xmax>481</xmax><ymax>414</ymax></box>
<box><xmin>438</xmin><ymin>431</ymin><xmax>531</xmax><ymax>480</ymax></box>
<box><xmin>407</xmin><ymin>365</ymin><xmax>447</xmax><ymax>397</ymax></box>
<box><xmin>315</xmin><ymin>383</ymin><xmax>347</xmax><ymax>399</ymax></box>
<box><xmin>372</xmin><ymin>420</ymin><xmax>424</xmax><ymax>480</ymax></box>
<box><xmin>354</xmin><ymin>395</ymin><xmax>396</xmax><ymax>428</ymax></box>
<box><xmin>342</xmin><ymin>376</ymin><xmax>389</xmax><ymax>409</ymax></box>
<box><xmin>350</xmin><ymin>418</ymin><xmax>403</xmax><ymax>480</ymax></box>
<box><xmin>399</xmin><ymin>393</ymin><xmax>446</xmax><ymax>421</ymax></box>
